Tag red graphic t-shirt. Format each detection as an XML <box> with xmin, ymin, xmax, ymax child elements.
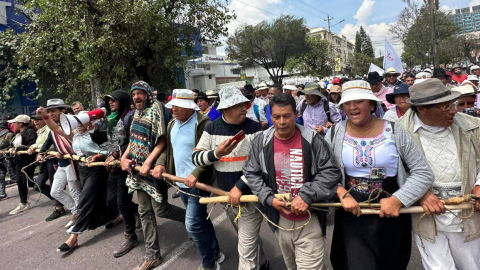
<box><xmin>274</xmin><ymin>128</ymin><xmax>308</xmax><ymax>221</ymax></box>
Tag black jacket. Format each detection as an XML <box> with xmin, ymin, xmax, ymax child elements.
<box><xmin>90</xmin><ymin>90</ymin><xmax>133</xmax><ymax>154</ymax></box>
<box><xmin>243</xmin><ymin>125</ymin><xmax>341</xmax><ymax>234</ymax></box>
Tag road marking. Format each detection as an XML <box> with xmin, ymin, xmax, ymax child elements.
<box><xmin>155</xmin><ymin>212</ymin><xmax>228</xmax><ymax>270</ymax></box>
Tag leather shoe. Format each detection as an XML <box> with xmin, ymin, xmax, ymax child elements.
<box><xmin>133</xmin><ymin>257</ymin><xmax>162</xmax><ymax>270</ymax></box>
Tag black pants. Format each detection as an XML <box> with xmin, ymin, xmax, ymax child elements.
<box><xmin>15</xmin><ymin>155</ymin><xmax>35</xmax><ymax>204</ymax></box>
<box><xmin>71</xmin><ymin>166</ymin><xmax>117</xmax><ymax>234</ymax></box>
<box><xmin>35</xmin><ymin>159</ymin><xmax>56</xmax><ymax>201</ymax></box>
<box><xmin>107</xmin><ymin>170</ymin><xmax>138</xmax><ymax>235</ymax></box>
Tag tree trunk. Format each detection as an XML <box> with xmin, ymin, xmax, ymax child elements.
<box><xmin>431</xmin><ymin>7</ymin><xmax>440</xmax><ymax>68</ymax></box>
<box><xmin>88</xmin><ymin>76</ymin><xmax>102</xmax><ymax>108</ymax></box>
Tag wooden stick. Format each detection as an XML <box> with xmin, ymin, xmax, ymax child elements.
<box><xmin>359</xmin><ymin>203</ymin><xmax>473</xmax><ymax>215</ymax></box>
<box><xmin>132</xmin><ymin>165</ymin><xmax>228</xmax><ymax>196</ymax></box>
<box><xmin>199</xmin><ymin>194</ymin><xmax>292</xmax><ymax>204</ymax></box>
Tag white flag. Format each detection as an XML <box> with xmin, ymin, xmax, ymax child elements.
<box><xmin>368</xmin><ymin>63</ymin><xmax>385</xmax><ymax>76</ymax></box>
<box><xmin>383</xmin><ymin>39</ymin><xmax>403</xmax><ymax>74</ymax></box>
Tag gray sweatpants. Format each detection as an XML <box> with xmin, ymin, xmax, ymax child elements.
<box><xmin>225</xmin><ymin>203</ymin><xmax>268</xmax><ymax>270</ymax></box>
<box><xmin>275</xmin><ymin>214</ymin><xmax>325</xmax><ymax>270</ymax></box>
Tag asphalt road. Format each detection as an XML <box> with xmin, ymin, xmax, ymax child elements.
<box><xmin>0</xmin><ymin>184</ymin><xmax>425</xmax><ymax>270</ymax></box>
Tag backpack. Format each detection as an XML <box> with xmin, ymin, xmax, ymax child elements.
<box><xmin>298</xmin><ymin>99</ymin><xmax>331</xmax><ymax>124</ymax></box>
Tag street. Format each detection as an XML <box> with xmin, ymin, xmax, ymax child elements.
<box><xmin>0</xmin><ymin>184</ymin><xmax>425</xmax><ymax>270</ymax></box>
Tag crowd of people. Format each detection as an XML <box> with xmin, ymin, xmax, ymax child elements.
<box><xmin>0</xmin><ymin>63</ymin><xmax>479</xmax><ymax>270</ymax></box>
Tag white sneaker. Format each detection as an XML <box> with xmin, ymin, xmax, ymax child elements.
<box><xmin>65</xmin><ymin>220</ymin><xmax>75</xmax><ymax>229</ymax></box>
<box><xmin>9</xmin><ymin>202</ymin><xmax>30</xmax><ymax>215</ymax></box>
<box><xmin>215</xmin><ymin>251</ymin><xmax>225</xmax><ymax>264</ymax></box>
<box><xmin>66</xmin><ymin>226</ymin><xmax>74</xmax><ymax>234</ymax></box>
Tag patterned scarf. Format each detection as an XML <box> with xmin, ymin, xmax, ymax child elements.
<box><xmin>126</xmin><ymin>100</ymin><xmax>170</xmax><ymax>202</ymax></box>
<box><xmin>51</xmin><ymin>131</ymin><xmax>79</xmax><ymax>181</ymax></box>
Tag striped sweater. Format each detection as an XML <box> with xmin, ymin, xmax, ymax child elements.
<box><xmin>192</xmin><ymin>117</ymin><xmax>262</xmax><ymax>193</ymax></box>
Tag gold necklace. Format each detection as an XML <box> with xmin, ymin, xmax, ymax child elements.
<box><xmin>348</xmin><ymin>118</ymin><xmax>376</xmax><ymax>137</ymax></box>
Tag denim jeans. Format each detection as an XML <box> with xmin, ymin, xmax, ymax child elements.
<box><xmin>180</xmin><ymin>187</ymin><xmax>220</xmax><ymax>268</ymax></box>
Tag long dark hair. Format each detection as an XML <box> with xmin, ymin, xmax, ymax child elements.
<box><xmin>329</xmin><ymin>92</ymin><xmax>341</xmax><ymax>104</ymax></box>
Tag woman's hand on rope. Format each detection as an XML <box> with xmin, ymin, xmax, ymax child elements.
<box><xmin>338</xmin><ymin>186</ymin><xmax>361</xmax><ymax>217</ymax></box>
<box><xmin>121</xmin><ymin>158</ymin><xmax>133</xmax><ymax>172</ymax></box>
<box><xmin>472</xmin><ymin>186</ymin><xmax>480</xmax><ymax>211</ymax></box>
<box><xmin>87</xmin><ymin>154</ymin><xmax>105</xmax><ymax>163</ymax></box>
<box><xmin>8</xmin><ymin>148</ymin><xmax>15</xmax><ymax>155</ymax></box>
<box><xmin>420</xmin><ymin>191</ymin><xmax>446</xmax><ymax>215</ymax></box>
<box><xmin>27</xmin><ymin>147</ymin><xmax>36</xmax><ymax>155</ymax></box>
<box><xmin>291</xmin><ymin>195</ymin><xmax>309</xmax><ymax>215</ymax></box>
<box><xmin>184</xmin><ymin>174</ymin><xmax>197</xmax><ymax>188</ymax></box>
<box><xmin>36</xmin><ymin>153</ymin><xmax>45</xmax><ymax>162</ymax></box>
<box><xmin>228</xmin><ymin>186</ymin><xmax>242</xmax><ymax>206</ymax></box>
<box><xmin>104</xmin><ymin>155</ymin><xmax>115</xmax><ymax>168</ymax></box>
<box><xmin>152</xmin><ymin>165</ymin><xmax>166</xmax><ymax>179</ymax></box>
<box><xmin>272</xmin><ymin>198</ymin><xmax>292</xmax><ymax>216</ymax></box>
<box><xmin>379</xmin><ymin>196</ymin><xmax>403</xmax><ymax>218</ymax></box>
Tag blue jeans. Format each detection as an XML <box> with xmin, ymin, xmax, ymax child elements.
<box><xmin>180</xmin><ymin>187</ymin><xmax>220</xmax><ymax>268</ymax></box>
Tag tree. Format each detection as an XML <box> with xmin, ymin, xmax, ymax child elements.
<box><xmin>390</xmin><ymin>2</ymin><xmax>422</xmax><ymax>43</ymax></box>
<box><xmin>0</xmin><ymin>0</ymin><xmax>233</xmax><ymax>108</ymax></box>
<box><xmin>402</xmin><ymin>0</ymin><xmax>441</xmax><ymax>67</ymax></box>
<box><xmin>355</xmin><ymin>32</ymin><xmax>362</xmax><ymax>54</ymax></box>
<box><xmin>226</xmin><ymin>15</ymin><xmax>309</xmax><ymax>84</ymax></box>
<box><xmin>285</xmin><ymin>36</ymin><xmax>333</xmax><ymax>78</ymax></box>
<box><xmin>402</xmin><ymin>6</ymin><xmax>458</xmax><ymax>66</ymax></box>
<box><xmin>349</xmin><ymin>52</ymin><xmax>382</xmax><ymax>76</ymax></box>
<box><xmin>353</xmin><ymin>26</ymin><xmax>374</xmax><ymax>57</ymax></box>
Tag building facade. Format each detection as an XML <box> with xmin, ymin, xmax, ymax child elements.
<box><xmin>448</xmin><ymin>5</ymin><xmax>480</xmax><ymax>34</ymax></box>
<box><xmin>308</xmin><ymin>27</ymin><xmax>355</xmax><ymax>75</ymax></box>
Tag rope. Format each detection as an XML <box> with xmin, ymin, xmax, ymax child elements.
<box><xmin>415</xmin><ymin>195</ymin><xmax>477</xmax><ymax>252</ymax></box>
<box><xmin>20</xmin><ymin>155</ymin><xmax>56</xmax><ymax>204</ymax></box>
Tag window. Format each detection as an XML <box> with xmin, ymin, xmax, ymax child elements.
<box><xmin>203</xmin><ymin>64</ymin><xmax>210</xmax><ymax>71</ymax></box>
<box><xmin>232</xmin><ymin>69</ymin><xmax>241</xmax><ymax>75</ymax></box>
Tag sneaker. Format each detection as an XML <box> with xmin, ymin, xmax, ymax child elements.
<box><xmin>9</xmin><ymin>202</ymin><xmax>30</xmax><ymax>215</ymax></box>
<box><xmin>133</xmin><ymin>257</ymin><xmax>162</xmax><ymax>270</ymax></box>
<box><xmin>214</xmin><ymin>251</ymin><xmax>225</xmax><ymax>264</ymax></box>
<box><xmin>45</xmin><ymin>208</ymin><xmax>66</xmax><ymax>222</ymax></box>
<box><xmin>198</xmin><ymin>262</ymin><xmax>220</xmax><ymax>270</ymax></box>
<box><xmin>172</xmin><ymin>190</ymin><xmax>181</xmax><ymax>199</ymax></box>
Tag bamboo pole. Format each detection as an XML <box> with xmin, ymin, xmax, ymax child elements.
<box><xmin>359</xmin><ymin>202</ymin><xmax>473</xmax><ymax>215</ymax></box>
<box><xmin>199</xmin><ymin>194</ymin><xmax>292</xmax><ymax>204</ymax></box>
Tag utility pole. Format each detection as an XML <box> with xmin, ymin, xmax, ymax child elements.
<box><xmin>325</xmin><ymin>14</ymin><xmax>332</xmax><ymax>33</ymax></box>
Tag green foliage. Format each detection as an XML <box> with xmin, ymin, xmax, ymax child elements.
<box><xmin>349</xmin><ymin>53</ymin><xmax>381</xmax><ymax>76</ymax></box>
<box><xmin>226</xmin><ymin>15</ymin><xmax>309</xmax><ymax>84</ymax></box>
<box><xmin>0</xmin><ymin>0</ymin><xmax>233</xmax><ymax>108</ymax></box>
<box><xmin>354</xmin><ymin>32</ymin><xmax>362</xmax><ymax>54</ymax></box>
<box><xmin>401</xmin><ymin>6</ymin><xmax>458</xmax><ymax>66</ymax></box>
<box><xmin>353</xmin><ymin>26</ymin><xmax>374</xmax><ymax>58</ymax></box>
<box><xmin>285</xmin><ymin>36</ymin><xmax>333</xmax><ymax>78</ymax></box>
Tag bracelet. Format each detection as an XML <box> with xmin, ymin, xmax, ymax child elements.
<box><xmin>42</xmin><ymin>115</ymin><xmax>50</xmax><ymax>120</ymax></box>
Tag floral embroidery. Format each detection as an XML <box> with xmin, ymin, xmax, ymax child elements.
<box><xmin>344</xmin><ymin>127</ymin><xmax>388</xmax><ymax>168</ymax></box>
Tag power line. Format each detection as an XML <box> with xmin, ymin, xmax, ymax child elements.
<box><xmin>234</xmin><ymin>0</ymin><xmax>279</xmax><ymax>17</ymax></box>
<box><xmin>296</xmin><ymin>0</ymin><xmax>328</xmax><ymax>15</ymax></box>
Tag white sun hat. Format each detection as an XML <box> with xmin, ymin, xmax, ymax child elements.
<box><xmin>337</xmin><ymin>80</ymin><xmax>382</xmax><ymax>109</ymax></box>
<box><xmin>165</xmin><ymin>89</ymin><xmax>200</xmax><ymax>110</ymax></box>
<box><xmin>467</xmin><ymin>74</ymin><xmax>479</xmax><ymax>81</ymax></box>
<box><xmin>216</xmin><ymin>86</ymin><xmax>250</xmax><ymax>110</ymax></box>
<box><xmin>283</xmin><ymin>84</ymin><xmax>297</xmax><ymax>91</ymax></box>
<box><xmin>470</xmin><ymin>65</ymin><xmax>480</xmax><ymax>72</ymax></box>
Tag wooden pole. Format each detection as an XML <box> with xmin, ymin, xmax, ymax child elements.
<box><xmin>199</xmin><ymin>194</ymin><xmax>292</xmax><ymax>204</ymax></box>
<box><xmin>359</xmin><ymin>203</ymin><xmax>473</xmax><ymax>215</ymax></box>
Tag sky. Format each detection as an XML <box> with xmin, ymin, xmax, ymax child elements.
<box><xmin>216</xmin><ymin>0</ymin><xmax>479</xmax><ymax>57</ymax></box>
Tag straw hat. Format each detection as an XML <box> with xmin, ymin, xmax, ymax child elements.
<box><xmin>330</xmin><ymin>85</ymin><xmax>341</xmax><ymax>93</ymax></box>
<box><xmin>337</xmin><ymin>80</ymin><xmax>381</xmax><ymax>109</ymax></box>
<box><xmin>45</xmin><ymin>99</ymin><xmax>69</xmax><ymax>109</ymax></box>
